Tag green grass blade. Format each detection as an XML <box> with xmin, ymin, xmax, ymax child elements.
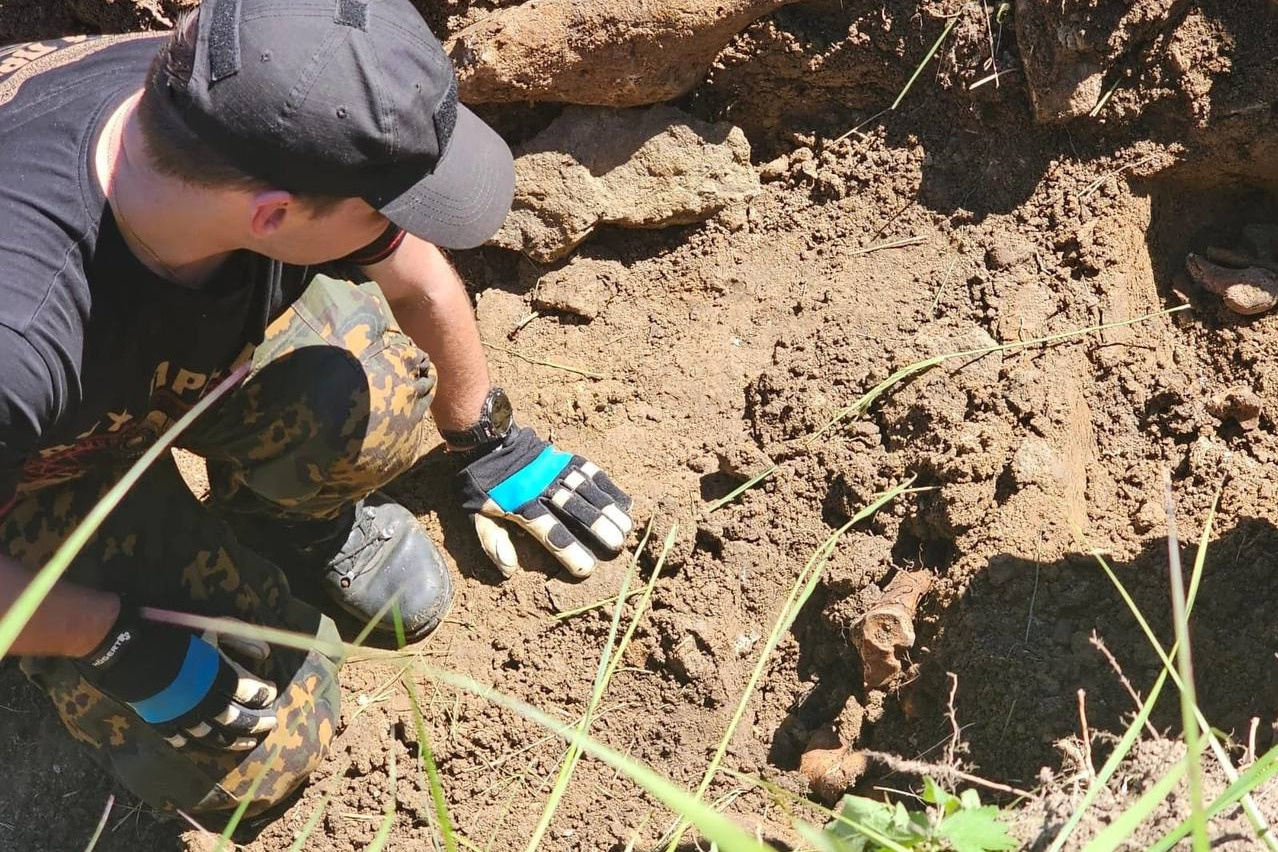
<box><xmin>1088</xmin><ymin>76</ymin><xmax>1124</xmax><ymax>118</ymax></box>
<box><xmin>139</xmin><ymin>608</ymin><xmax>348</xmax><ymax>657</ymax></box>
<box><xmin>891</xmin><ymin>13</ymin><xmax>961</xmax><ymax>110</ymax></box>
<box><xmin>1181</xmin><ymin>484</ymin><xmax>1277</xmax><ymax>849</ymax></box>
<box><xmin>1080</xmin><ymin>756</ymin><xmax>1189</xmax><ymax>852</ymax></box>
<box><xmin>404</xmin><ymin>678</ymin><xmax>459</xmax><ymax>852</ymax></box>
<box><xmin>706</xmin><ymin>464</ymin><xmax>779</xmax><ymax>513</ymax></box>
<box><xmin>1147</xmin><ymin>743</ymin><xmax>1278</xmax><ymax>852</ymax></box>
<box><xmin>1077</xmin><ymin>482</ymin><xmax>1276</xmax><ymax>851</ymax></box>
<box><xmin>416</xmin><ymin>662</ymin><xmax>775</xmax><ymax>852</ymax></box>
<box><xmin>524</xmin><ymin>525</ymin><xmax>655</xmax><ymax>851</ymax></box>
<box><xmin>719</xmin><ymin>308</ymin><xmax>1189</xmax><ymax>512</ymax></box>
<box><xmin>391</xmin><ymin>603</ymin><xmax>407</xmax><ymax>650</ymax></box>
<box><xmin>81</xmin><ymin>794</ymin><xmax>114</xmax><ymax>852</ymax></box>
<box><xmin>1043</xmin><ymin>668</ymin><xmax>1170</xmax><ymax>852</ymax></box>
<box><xmin>665</xmin><ymin>478</ymin><xmax>915</xmax><ymax>852</ymax></box>
<box><xmin>213</xmin><ymin>744</ymin><xmax>283</xmax><ymax>852</ymax></box>
<box><xmin>1087</xmin><ymin>489</ymin><xmax>1277</xmax><ymax>849</ymax></box>
<box><xmin>1048</xmin><ymin>486</ymin><xmax>1214</xmax><ymax>852</ymax></box>
<box><xmin>596</xmin><ymin>526</ymin><xmax>669</xmax><ymax>710</ymax></box>
<box><xmin>813</xmin><ymin>305</ymin><xmax>1191</xmax><ymax>444</ymax></box>
<box><xmin>285</xmin><ymin>792</ymin><xmax>333</xmax><ymax>852</ymax></box>
<box><xmin>145</xmin><ymin>602</ymin><xmax>767</xmax><ymax>850</ymax></box>
<box><xmin>1162</xmin><ymin>474</ymin><xmax>1207</xmax><ymax>852</ymax></box>
<box><xmin>366</xmin><ymin>748</ymin><xmax>397</xmax><ymax>852</ymax></box>
<box><xmin>0</xmin><ymin>361</ymin><xmax>250</xmax><ymax>658</ymax></box>
<box><xmin>551</xmin><ymin>588</ymin><xmax>644</xmax><ymax>620</ymax></box>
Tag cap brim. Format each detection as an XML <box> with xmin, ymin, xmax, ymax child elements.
<box><xmin>369</xmin><ymin>106</ymin><xmax>515</xmax><ymax>250</ymax></box>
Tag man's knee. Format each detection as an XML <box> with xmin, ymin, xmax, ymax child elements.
<box><xmin>200</xmin><ymin>649</ymin><xmax>341</xmax><ymax>815</ymax></box>
<box><xmin>212</xmin><ymin>343</ymin><xmax>430</xmax><ymax>517</ymax></box>
<box><xmin>197</xmin><ymin>277</ymin><xmax>433</xmax><ymax>519</ymax></box>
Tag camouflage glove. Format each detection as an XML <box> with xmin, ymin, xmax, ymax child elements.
<box><xmin>459</xmin><ymin>426</ymin><xmax>634</xmax><ymax>578</ymax></box>
<box><xmin>78</xmin><ymin>604</ymin><xmax>278</xmax><ymax>751</ymax></box>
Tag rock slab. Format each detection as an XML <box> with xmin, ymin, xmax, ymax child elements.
<box><xmin>492</xmin><ymin>105</ymin><xmax>759</xmax><ymax>262</ymax></box>
<box><xmin>531</xmin><ymin>257</ymin><xmax>626</xmax><ymax>321</ymax></box>
<box><xmin>447</xmin><ymin>0</ymin><xmax>798</xmax><ymax>107</ymax></box>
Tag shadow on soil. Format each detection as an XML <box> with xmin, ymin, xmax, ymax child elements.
<box><xmin>0</xmin><ymin>660</ymin><xmax>188</xmax><ymax>851</ymax></box>
<box><xmin>761</xmin><ymin>517</ymin><xmax>1278</xmax><ymax>794</ymax></box>
<box><xmin>852</xmin><ymin>516</ymin><xmax>1278</xmax><ymax>791</ymax></box>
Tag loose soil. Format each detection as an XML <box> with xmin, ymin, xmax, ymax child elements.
<box><xmin>4</xmin><ymin>1</ymin><xmax>1278</xmax><ymax>850</ymax></box>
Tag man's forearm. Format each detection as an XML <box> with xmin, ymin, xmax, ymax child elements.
<box><xmin>0</xmin><ymin>552</ymin><xmax>119</xmax><ymax>657</ymax></box>
<box><xmin>364</xmin><ymin>234</ymin><xmax>493</xmax><ymax>434</ymax></box>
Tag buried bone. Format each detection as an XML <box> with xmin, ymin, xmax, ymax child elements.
<box><xmin>798</xmin><ymin>726</ymin><xmax>869</xmax><ymax>804</ymax></box>
<box><xmin>852</xmin><ymin>570</ymin><xmax>932</xmax><ymax>691</ymax></box>
<box><xmin>1186</xmin><ymin>253</ymin><xmax>1278</xmax><ymax>316</ymax></box>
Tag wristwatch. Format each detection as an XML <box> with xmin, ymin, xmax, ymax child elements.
<box><xmin>442</xmin><ymin>387</ymin><xmax>514</xmax><ymax>451</ymax></box>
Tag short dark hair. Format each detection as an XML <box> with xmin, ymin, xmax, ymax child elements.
<box><xmin>136</xmin><ymin>11</ymin><xmax>346</xmax><ymax>212</ymax></box>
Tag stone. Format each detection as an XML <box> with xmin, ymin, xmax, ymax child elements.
<box><xmin>713</xmin><ymin>439</ymin><xmax>772</xmax><ymax>481</ymax></box>
<box><xmin>759</xmin><ymin>155</ymin><xmax>790</xmax><ymax>182</ymax></box>
<box><xmin>491</xmin><ymin>105</ymin><xmax>759</xmax><ymax>262</ymax></box>
<box><xmin>1011</xmin><ymin>437</ymin><xmax>1069</xmax><ymax>491</ymax></box>
<box><xmin>447</xmin><ymin>0</ymin><xmax>801</xmax><ymax>107</ymax></box>
<box><xmin>985</xmin><ymin>237</ymin><xmax>1036</xmax><ymax>271</ymax></box>
<box><xmin>532</xmin><ymin>257</ymin><xmax>624</xmax><ymax>321</ymax></box>
<box><xmin>1206</xmin><ymin>386</ymin><xmax>1263</xmax><ymax>431</ymax></box>
<box><xmin>474</xmin><ymin>287</ymin><xmax>529</xmax><ymax>339</ymax></box>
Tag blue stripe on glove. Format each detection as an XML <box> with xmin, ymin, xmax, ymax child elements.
<box><xmin>487</xmin><ymin>445</ymin><xmax>574</xmax><ymax>513</ymax></box>
<box><xmin>128</xmin><ymin>635</ymin><xmax>220</xmax><ymax>724</ymax></box>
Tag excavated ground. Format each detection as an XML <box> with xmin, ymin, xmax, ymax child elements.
<box><xmin>3</xmin><ymin>1</ymin><xmax>1278</xmax><ymax>850</ymax></box>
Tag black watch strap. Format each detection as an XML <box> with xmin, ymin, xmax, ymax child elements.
<box><xmin>442</xmin><ymin>387</ymin><xmax>514</xmax><ymax>451</ymax></box>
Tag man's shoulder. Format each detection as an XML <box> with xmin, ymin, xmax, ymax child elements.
<box><xmin>0</xmin><ymin>33</ymin><xmax>160</xmax><ymax>211</ymax></box>
<box><xmin>0</xmin><ymin>35</ymin><xmax>161</xmax><ymax>333</ymax></box>
<box><xmin>0</xmin><ymin>33</ymin><xmax>161</xmax><ymax>112</ymax></box>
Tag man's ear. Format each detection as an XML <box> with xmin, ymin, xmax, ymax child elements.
<box><xmin>248</xmin><ymin>189</ymin><xmax>294</xmax><ymax>238</ymax></box>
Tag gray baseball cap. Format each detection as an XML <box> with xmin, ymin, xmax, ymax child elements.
<box><xmin>149</xmin><ymin>0</ymin><xmax>514</xmax><ymax>249</ymax></box>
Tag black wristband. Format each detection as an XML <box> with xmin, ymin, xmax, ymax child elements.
<box><xmin>81</xmin><ymin>601</ymin><xmax>140</xmax><ymax>671</ymax></box>
<box><xmin>77</xmin><ymin>603</ymin><xmax>201</xmax><ymax>709</ymax></box>
<box><xmin>341</xmin><ymin>223</ymin><xmax>407</xmax><ymax>266</ymax></box>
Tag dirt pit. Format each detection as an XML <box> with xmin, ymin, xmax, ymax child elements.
<box><xmin>5</xmin><ymin>1</ymin><xmax>1278</xmax><ymax>850</ymax></box>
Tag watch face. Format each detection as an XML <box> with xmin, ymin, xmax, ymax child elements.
<box><xmin>489</xmin><ymin>388</ymin><xmax>514</xmax><ymax>434</ymax></box>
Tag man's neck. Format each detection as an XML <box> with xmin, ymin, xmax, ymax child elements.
<box><xmin>96</xmin><ymin>91</ymin><xmax>237</xmax><ymax>288</ymax></box>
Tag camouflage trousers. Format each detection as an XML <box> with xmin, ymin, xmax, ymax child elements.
<box><xmin>5</xmin><ymin>275</ymin><xmax>434</xmax><ymax>815</ymax></box>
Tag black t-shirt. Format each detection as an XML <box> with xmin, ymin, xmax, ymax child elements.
<box><xmin>0</xmin><ymin>35</ymin><xmax>305</xmax><ymax>510</ymax></box>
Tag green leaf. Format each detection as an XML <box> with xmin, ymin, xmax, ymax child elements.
<box><xmin>826</xmin><ymin>798</ymin><xmax>890</xmax><ymax>851</ymax></box>
<box><xmin>958</xmin><ymin>789</ymin><xmax>982</xmax><ymax>811</ymax></box>
<box><xmin>892</xmin><ymin>802</ymin><xmax>919</xmax><ymax>832</ymax></box>
<box><xmin>801</xmin><ymin>821</ymin><xmax>847</xmax><ymax>852</ymax></box>
<box><xmin>936</xmin><ymin>807</ymin><xmax>1018</xmax><ymax>852</ymax></box>
<box><xmin>837</xmin><ymin>796</ymin><xmax>891</xmax><ymax>824</ymax></box>
<box><xmin>923</xmin><ymin>778</ymin><xmax>960</xmax><ymax>816</ymax></box>
<box><xmin>825</xmin><ymin>796</ymin><xmax>920</xmax><ymax>852</ymax></box>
